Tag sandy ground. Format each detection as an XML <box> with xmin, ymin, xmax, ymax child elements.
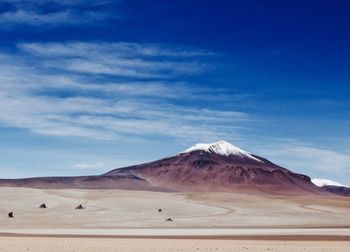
<box><xmin>1</xmin><ymin>228</ymin><xmax>350</xmax><ymax>237</ymax></box>
<box><xmin>0</xmin><ymin>237</ymin><xmax>349</xmax><ymax>252</ymax></box>
<box><xmin>1</xmin><ymin>187</ymin><xmax>350</xmax><ymax>228</ymax></box>
<box><xmin>1</xmin><ymin>188</ymin><xmax>350</xmax><ymax>251</ymax></box>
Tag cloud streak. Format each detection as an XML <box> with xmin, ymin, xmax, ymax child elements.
<box><xmin>19</xmin><ymin>42</ymin><xmax>211</xmax><ymax>78</ymax></box>
<box><xmin>0</xmin><ymin>41</ymin><xmax>248</xmax><ymax>142</ymax></box>
<box><xmin>72</xmin><ymin>162</ymin><xmax>105</xmax><ymax>170</ymax></box>
<box><xmin>0</xmin><ymin>0</ymin><xmax>120</xmax><ymax>27</ymax></box>
<box><xmin>253</xmin><ymin>140</ymin><xmax>350</xmax><ymax>176</ymax></box>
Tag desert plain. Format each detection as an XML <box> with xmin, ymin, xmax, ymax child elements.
<box><xmin>0</xmin><ymin>187</ymin><xmax>350</xmax><ymax>251</ymax></box>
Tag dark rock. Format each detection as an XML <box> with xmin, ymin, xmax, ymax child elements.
<box><xmin>39</xmin><ymin>204</ymin><xmax>47</xmax><ymax>208</ymax></box>
<box><xmin>75</xmin><ymin>204</ymin><xmax>84</xmax><ymax>209</ymax></box>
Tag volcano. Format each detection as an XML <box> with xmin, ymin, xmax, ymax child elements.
<box><xmin>0</xmin><ymin>141</ymin><xmax>326</xmax><ymax>195</ymax></box>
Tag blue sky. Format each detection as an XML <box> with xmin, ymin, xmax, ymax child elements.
<box><xmin>0</xmin><ymin>0</ymin><xmax>349</xmax><ymax>184</ymax></box>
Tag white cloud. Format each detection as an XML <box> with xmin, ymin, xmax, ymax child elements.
<box><xmin>253</xmin><ymin>140</ymin><xmax>350</xmax><ymax>176</ymax></box>
<box><xmin>1</xmin><ymin>10</ymin><xmax>60</xmax><ymax>25</ymax></box>
<box><xmin>0</xmin><ymin>41</ymin><xmax>247</xmax><ymax>142</ymax></box>
<box><xmin>0</xmin><ymin>0</ymin><xmax>119</xmax><ymax>27</ymax></box>
<box><xmin>72</xmin><ymin>162</ymin><xmax>105</xmax><ymax>170</ymax></box>
<box><xmin>19</xmin><ymin>42</ymin><xmax>213</xmax><ymax>58</ymax></box>
<box><xmin>19</xmin><ymin>42</ymin><xmax>209</xmax><ymax>78</ymax></box>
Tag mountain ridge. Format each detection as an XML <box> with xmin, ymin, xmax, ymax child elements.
<box><xmin>0</xmin><ymin>140</ymin><xmax>340</xmax><ymax>196</ymax></box>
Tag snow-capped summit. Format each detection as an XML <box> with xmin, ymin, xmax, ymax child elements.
<box><xmin>311</xmin><ymin>178</ymin><xmax>346</xmax><ymax>187</ymax></box>
<box><xmin>183</xmin><ymin>140</ymin><xmax>262</xmax><ymax>162</ymax></box>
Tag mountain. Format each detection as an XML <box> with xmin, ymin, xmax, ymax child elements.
<box><xmin>321</xmin><ymin>185</ymin><xmax>350</xmax><ymax>196</ymax></box>
<box><xmin>0</xmin><ymin>140</ymin><xmax>324</xmax><ymax>195</ymax></box>
<box><xmin>312</xmin><ymin>178</ymin><xmax>350</xmax><ymax>197</ymax></box>
<box><xmin>104</xmin><ymin>141</ymin><xmax>321</xmax><ymax>194</ymax></box>
<box><xmin>311</xmin><ymin>178</ymin><xmax>346</xmax><ymax>187</ymax></box>
<box><xmin>0</xmin><ymin>174</ymin><xmax>163</xmax><ymax>191</ymax></box>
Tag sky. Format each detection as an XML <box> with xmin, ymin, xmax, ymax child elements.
<box><xmin>0</xmin><ymin>0</ymin><xmax>349</xmax><ymax>185</ymax></box>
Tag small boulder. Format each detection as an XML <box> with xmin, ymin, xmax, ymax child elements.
<box><xmin>158</xmin><ymin>209</ymin><xmax>162</xmax><ymax>212</ymax></box>
<box><xmin>39</xmin><ymin>204</ymin><xmax>47</xmax><ymax>209</ymax></box>
<box><xmin>8</xmin><ymin>212</ymin><xmax>14</xmax><ymax>218</ymax></box>
<box><xmin>165</xmin><ymin>218</ymin><xmax>173</xmax><ymax>222</ymax></box>
<box><xmin>75</xmin><ymin>204</ymin><xmax>85</xmax><ymax>209</ymax></box>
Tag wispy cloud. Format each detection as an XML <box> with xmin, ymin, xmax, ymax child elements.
<box><xmin>0</xmin><ymin>41</ymin><xmax>248</xmax><ymax>142</ymax></box>
<box><xmin>0</xmin><ymin>0</ymin><xmax>120</xmax><ymax>27</ymax></box>
<box><xmin>19</xmin><ymin>42</ymin><xmax>211</xmax><ymax>78</ymax></box>
<box><xmin>72</xmin><ymin>162</ymin><xmax>105</xmax><ymax>170</ymax></box>
<box><xmin>254</xmin><ymin>140</ymin><xmax>350</xmax><ymax>176</ymax></box>
<box><xmin>19</xmin><ymin>42</ymin><xmax>214</xmax><ymax>58</ymax></box>
<box><xmin>0</xmin><ymin>10</ymin><xmax>105</xmax><ymax>26</ymax></box>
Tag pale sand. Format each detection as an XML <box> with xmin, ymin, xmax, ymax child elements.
<box><xmin>1</xmin><ymin>187</ymin><xmax>350</xmax><ymax>228</ymax></box>
<box><xmin>1</xmin><ymin>228</ymin><xmax>350</xmax><ymax>237</ymax></box>
<box><xmin>0</xmin><ymin>237</ymin><xmax>349</xmax><ymax>252</ymax></box>
<box><xmin>1</xmin><ymin>188</ymin><xmax>350</xmax><ymax>251</ymax></box>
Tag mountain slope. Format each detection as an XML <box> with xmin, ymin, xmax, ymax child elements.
<box><xmin>0</xmin><ymin>141</ymin><xmax>325</xmax><ymax>195</ymax></box>
<box><xmin>312</xmin><ymin>178</ymin><xmax>350</xmax><ymax>196</ymax></box>
<box><xmin>104</xmin><ymin>141</ymin><xmax>320</xmax><ymax>194</ymax></box>
<box><xmin>321</xmin><ymin>185</ymin><xmax>350</xmax><ymax>196</ymax></box>
<box><xmin>312</xmin><ymin>178</ymin><xmax>346</xmax><ymax>187</ymax></box>
<box><xmin>0</xmin><ymin>174</ymin><xmax>164</xmax><ymax>191</ymax></box>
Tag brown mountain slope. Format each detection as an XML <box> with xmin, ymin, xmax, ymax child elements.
<box><xmin>104</xmin><ymin>149</ymin><xmax>321</xmax><ymax>194</ymax></box>
<box><xmin>321</xmin><ymin>185</ymin><xmax>350</xmax><ymax>196</ymax></box>
<box><xmin>0</xmin><ymin>174</ymin><xmax>164</xmax><ymax>191</ymax></box>
<box><xmin>0</xmin><ymin>141</ymin><xmax>327</xmax><ymax>195</ymax></box>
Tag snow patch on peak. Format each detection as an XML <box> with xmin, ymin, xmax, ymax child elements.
<box><xmin>182</xmin><ymin>140</ymin><xmax>263</xmax><ymax>162</ymax></box>
<box><xmin>312</xmin><ymin>178</ymin><xmax>346</xmax><ymax>187</ymax></box>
